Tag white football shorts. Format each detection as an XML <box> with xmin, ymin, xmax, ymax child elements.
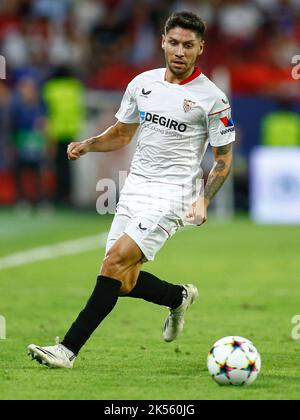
<box><xmin>105</xmin><ymin>201</ymin><xmax>184</xmax><ymax>262</ymax></box>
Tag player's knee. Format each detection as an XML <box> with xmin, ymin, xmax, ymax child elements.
<box><xmin>101</xmin><ymin>250</ymin><xmax>138</xmax><ymax>294</ymax></box>
<box><xmin>101</xmin><ymin>250</ymin><xmax>128</xmax><ymax>279</ymax></box>
<box><xmin>100</xmin><ymin>249</ymin><xmax>137</xmax><ymax>295</ymax></box>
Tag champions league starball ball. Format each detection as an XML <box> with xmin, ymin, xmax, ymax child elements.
<box><xmin>207</xmin><ymin>336</ymin><xmax>261</xmax><ymax>386</ymax></box>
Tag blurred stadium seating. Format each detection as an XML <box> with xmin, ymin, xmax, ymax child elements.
<box><xmin>0</xmin><ymin>0</ymin><xmax>299</xmax><ymax>213</ymax></box>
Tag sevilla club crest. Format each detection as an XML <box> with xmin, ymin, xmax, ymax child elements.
<box><xmin>183</xmin><ymin>99</ymin><xmax>196</xmax><ymax>113</ymax></box>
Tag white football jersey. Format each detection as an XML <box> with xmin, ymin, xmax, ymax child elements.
<box><xmin>115</xmin><ymin>67</ymin><xmax>235</xmax><ymax>212</ymax></box>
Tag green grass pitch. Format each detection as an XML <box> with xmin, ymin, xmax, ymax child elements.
<box><xmin>0</xmin><ymin>209</ymin><xmax>300</xmax><ymax>400</ymax></box>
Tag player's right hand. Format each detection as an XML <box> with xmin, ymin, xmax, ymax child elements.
<box><xmin>67</xmin><ymin>142</ymin><xmax>89</xmax><ymax>161</ymax></box>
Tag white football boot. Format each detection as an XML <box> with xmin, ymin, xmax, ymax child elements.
<box><xmin>28</xmin><ymin>337</ymin><xmax>76</xmax><ymax>369</ymax></box>
<box><xmin>163</xmin><ymin>284</ymin><xmax>199</xmax><ymax>343</ymax></box>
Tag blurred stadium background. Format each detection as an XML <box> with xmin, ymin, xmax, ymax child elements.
<box><xmin>0</xmin><ymin>0</ymin><xmax>299</xmax><ymax>221</ymax></box>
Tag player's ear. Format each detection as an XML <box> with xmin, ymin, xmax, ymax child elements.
<box><xmin>198</xmin><ymin>40</ymin><xmax>205</xmax><ymax>56</ymax></box>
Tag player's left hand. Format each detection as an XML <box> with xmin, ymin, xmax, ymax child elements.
<box><xmin>186</xmin><ymin>199</ymin><xmax>208</xmax><ymax>226</ymax></box>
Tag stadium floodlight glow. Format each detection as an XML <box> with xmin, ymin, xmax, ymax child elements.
<box><xmin>250</xmin><ymin>147</ymin><xmax>300</xmax><ymax>224</ymax></box>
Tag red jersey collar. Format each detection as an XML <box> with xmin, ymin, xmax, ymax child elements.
<box><xmin>165</xmin><ymin>67</ymin><xmax>202</xmax><ymax>85</ymax></box>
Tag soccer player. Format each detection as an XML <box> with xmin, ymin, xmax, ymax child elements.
<box><xmin>28</xmin><ymin>11</ymin><xmax>235</xmax><ymax>368</ymax></box>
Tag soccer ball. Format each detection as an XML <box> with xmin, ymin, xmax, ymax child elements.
<box><xmin>207</xmin><ymin>336</ymin><xmax>261</xmax><ymax>386</ymax></box>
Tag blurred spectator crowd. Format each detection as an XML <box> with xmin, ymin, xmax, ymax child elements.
<box><xmin>1</xmin><ymin>0</ymin><xmax>300</xmax><ymax>91</ymax></box>
<box><xmin>0</xmin><ymin>0</ymin><xmax>300</xmax><ymax>208</ymax></box>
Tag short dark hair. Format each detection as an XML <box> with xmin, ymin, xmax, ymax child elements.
<box><xmin>165</xmin><ymin>11</ymin><xmax>206</xmax><ymax>39</ymax></box>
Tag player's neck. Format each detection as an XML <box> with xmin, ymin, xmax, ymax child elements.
<box><xmin>165</xmin><ymin>66</ymin><xmax>198</xmax><ymax>85</ymax></box>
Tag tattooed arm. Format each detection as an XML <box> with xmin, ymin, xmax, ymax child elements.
<box><xmin>186</xmin><ymin>143</ymin><xmax>233</xmax><ymax>226</ymax></box>
<box><xmin>204</xmin><ymin>143</ymin><xmax>233</xmax><ymax>205</ymax></box>
<box><xmin>67</xmin><ymin>121</ymin><xmax>139</xmax><ymax>161</ymax></box>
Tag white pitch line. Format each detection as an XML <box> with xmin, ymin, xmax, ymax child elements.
<box><xmin>0</xmin><ymin>233</ymin><xmax>108</xmax><ymax>271</ymax></box>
